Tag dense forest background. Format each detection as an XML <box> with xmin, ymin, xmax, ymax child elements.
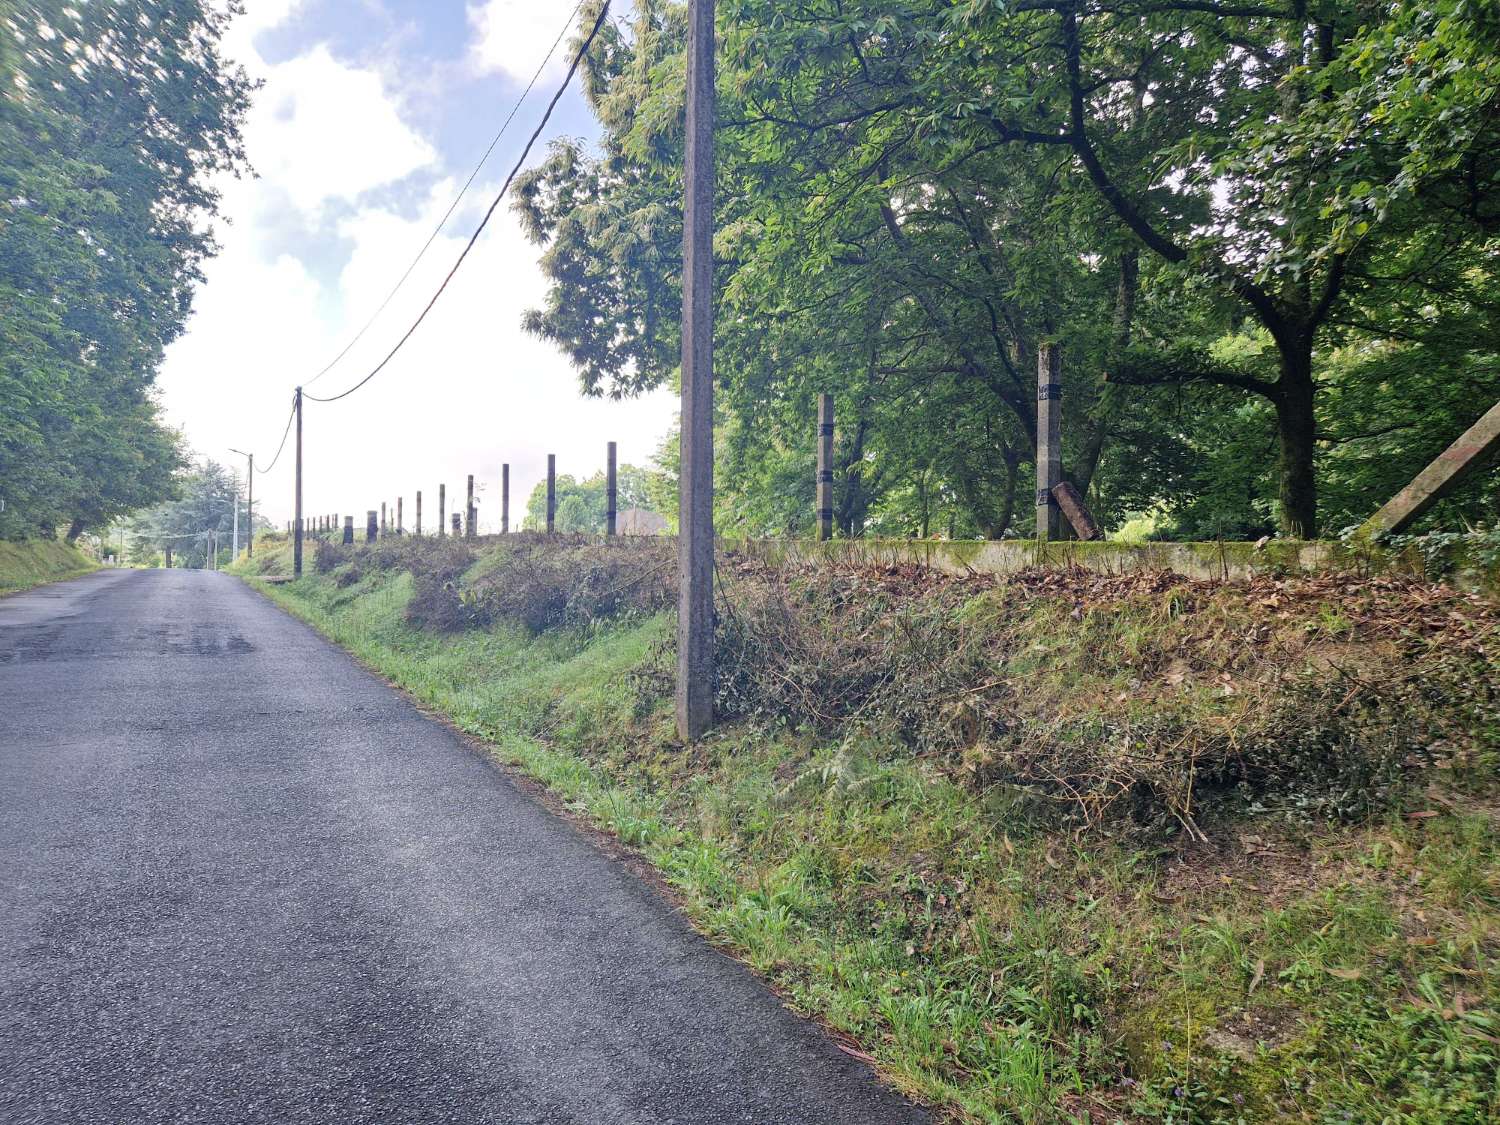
<box><xmin>0</xmin><ymin>1</ymin><xmax>251</xmax><ymax>542</ymax></box>
<box><xmin>518</xmin><ymin>0</ymin><xmax>1500</xmax><ymax>542</ymax></box>
<box><xmin>4</xmin><ymin>2</ymin><xmax>1496</xmax><ymax>549</ymax></box>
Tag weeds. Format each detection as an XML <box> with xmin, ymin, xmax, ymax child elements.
<box><xmin>235</xmin><ymin>536</ymin><xmax>1500</xmax><ymax>1122</ymax></box>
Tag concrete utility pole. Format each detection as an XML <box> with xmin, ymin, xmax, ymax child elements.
<box><xmin>1035</xmin><ymin>344</ymin><xmax>1062</xmax><ymax>542</ymax></box>
<box><xmin>231</xmin><ymin>482</ymin><xmax>240</xmax><ymax>559</ymax></box>
<box><xmin>501</xmin><ymin>464</ymin><xmax>510</xmax><ymax>534</ymax></box>
<box><xmin>677</xmin><ymin>0</ymin><xmax>716</xmax><ymax>740</ymax></box>
<box><xmin>817</xmin><ymin>394</ymin><xmax>834</xmax><ymax>541</ymax></box>
<box><xmin>438</xmin><ymin>484</ymin><xmax>446</xmax><ymax>538</ymax></box>
<box><xmin>606</xmin><ymin>442</ymin><xmax>618</xmax><ymax>536</ymax></box>
<box><xmin>466</xmin><ymin>475</ymin><xmax>475</xmax><ymax>539</ymax></box>
<box><xmin>546</xmin><ymin>455</ymin><xmax>556</xmax><ymax>533</ymax></box>
<box><xmin>293</xmin><ymin>387</ymin><xmax>304</xmax><ymax>576</ymax></box>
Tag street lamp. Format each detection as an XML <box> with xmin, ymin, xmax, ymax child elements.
<box><xmin>229</xmin><ymin>447</ymin><xmax>254</xmax><ymax>559</ymax></box>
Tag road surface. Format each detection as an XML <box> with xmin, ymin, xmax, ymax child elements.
<box><xmin>0</xmin><ymin>569</ymin><xmax>926</xmax><ymax>1125</ymax></box>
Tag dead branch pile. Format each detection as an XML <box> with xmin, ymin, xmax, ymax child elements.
<box><xmin>712</xmin><ymin>559</ymin><xmax>1500</xmax><ymax>833</ymax></box>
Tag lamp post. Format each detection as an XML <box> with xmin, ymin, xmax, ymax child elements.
<box><xmin>229</xmin><ymin>447</ymin><xmax>254</xmax><ymax>559</ymax></box>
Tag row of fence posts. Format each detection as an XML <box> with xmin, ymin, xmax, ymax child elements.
<box><xmin>277</xmin><ymin>347</ymin><xmax>1092</xmax><ymax>553</ymax></box>
<box><xmin>283</xmin><ymin>441</ymin><xmax>625</xmax><ymax>549</ymax></box>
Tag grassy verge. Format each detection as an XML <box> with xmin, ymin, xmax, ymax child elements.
<box><xmin>0</xmin><ymin>538</ymin><xmax>98</xmax><ymax>595</ymax></box>
<box><xmin>236</xmin><ymin>536</ymin><xmax>1500</xmax><ymax>1122</ymax></box>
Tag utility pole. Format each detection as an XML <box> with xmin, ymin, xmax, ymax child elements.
<box><xmin>546</xmin><ymin>455</ymin><xmax>556</xmax><ymax>533</ymax></box>
<box><xmin>677</xmin><ymin>0</ymin><xmax>715</xmax><ymax>740</ymax></box>
<box><xmin>501</xmin><ymin>464</ymin><xmax>509</xmax><ymax>534</ymax></box>
<box><xmin>438</xmin><ymin>484</ymin><xmax>446</xmax><ymax>538</ymax></box>
<box><xmin>606</xmin><ymin>442</ymin><xmax>618</xmax><ymax>536</ymax></box>
<box><xmin>466</xmin><ymin>475</ymin><xmax>475</xmax><ymax>539</ymax></box>
<box><xmin>232</xmin><ymin>482</ymin><xmax>240</xmax><ymax>559</ymax></box>
<box><xmin>293</xmin><ymin>387</ymin><xmax>304</xmax><ymax>576</ymax></box>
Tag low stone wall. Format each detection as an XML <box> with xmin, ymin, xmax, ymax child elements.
<box><xmin>725</xmin><ymin>537</ymin><xmax>1478</xmax><ymax>585</ymax></box>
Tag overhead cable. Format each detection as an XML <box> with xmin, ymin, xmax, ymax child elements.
<box><xmin>304</xmin><ymin>1</ymin><xmax>610</xmax><ymax>404</ymax></box>
<box><xmin>301</xmin><ymin>0</ymin><xmax>588</xmax><ymax>388</ymax></box>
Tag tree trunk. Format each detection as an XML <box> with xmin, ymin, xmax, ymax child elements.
<box><xmin>65</xmin><ymin>517</ymin><xmax>85</xmax><ymax>542</ymax></box>
<box><xmin>985</xmin><ymin>453</ymin><xmax>1019</xmax><ymax>539</ymax></box>
<box><xmin>1274</xmin><ymin>342</ymin><xmax>1318</xmax><ymax>539</ymax></box>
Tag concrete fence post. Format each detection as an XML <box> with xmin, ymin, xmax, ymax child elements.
<box><xmin>438</xmin><ymin>484</ymin><xmax>446</xmax><ymax>538</ymax></box>
<box><xmin>817</xmin><ymin>393</ymin><xmax>834</xmax><ymax>541</ymax></box>
<box><xmin>415</xmin><ymin>491</ymin><xmax>422</xmax><ymax>536</ymax></box>
<box><xmin>1036</xmin><ymin>343</ymin><xmax>1062</xmax><ymax>542</ymax></box>
<box><xmin>343</xmin><ymin>515</ymin><xmax>354</xmax><ymax>545</ymax></box>
<box><xmin>366</xmin><ymin>511</ymin><xmax>377</xmax><ymax>542</ymax></box>
<box><xmin>501</xmin><ymin>464</ymin><xmax>510</xmax><ymax>534</ymax></box>
<box><xmin>546</xmin><ymin>454</ymin><xmax>556</xmax><ymax>533</ymax></box>
<box><xmin>452</xmin><ymin>512</ymin><xmax>461</xmax><ymax>536</ymax></box>
<box><xmin>380</xmin><ymin>502</ymin><xmax>387</xmax><ymax>538</ymax></box>
<box><xmin>397</xmin><ymin>496</ymin><xmax>403</xmax><ymax>536</ymax></box>
<box><xmin>606</xmin><ymin>442</ymin><xmax>618</xmax><ymax>536</ymax></box>
<box><xmin>466</xmin><ymin>474</ymin><xmax>475</xmax><ymax>539</ymax></box>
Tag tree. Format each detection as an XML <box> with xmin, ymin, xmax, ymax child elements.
<box><xmin>130</xmin><ymin>460</ymin><xmax>247</xmax><ymax>569</ymax></box>
<box><xmin>518</xmin><ymin>0</ymin><xmax>1500</xmax><ymax>541</ymax></box>
<box><xmin>0</xmin><ymin>0</ymin><xmax>254</xmax><ymax>540</ymax></box>
<box><xmin>522</xmin><ymin>465</ymin><xmax>662</xmax><ymax>532</ymax></box>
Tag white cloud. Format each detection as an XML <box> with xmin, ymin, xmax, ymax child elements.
<box><xmin>222</xmin><ymin>0</ymin><xmax>305</xmax><ymax>60</ymax></box>
<box><xmin>158</xmin><ymin>8</ymin><xmax>676</xmax><ymax>529</ymax></box>
<box><xmin>246</xmin><ymin>45</ymin><xmax>433</xmax><ymax>214</ymax></box>
<box><xmin>465</xmin><ymin>0</ymin><xmax>574</xmax><ymax>85</ymax></box>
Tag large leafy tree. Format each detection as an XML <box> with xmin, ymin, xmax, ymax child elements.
<box><xmin>0</xmin><ymin>0</ymin><xmax>253</xmax><ymax>540</ymax></box>
<box><xmin>130</xmin><ymin>459</ymin><xmax>253</xmax><ymax>569</ymax></box>
<box><xmin>519</xmin><ymin>0</ymin><xmax>1499</xmax><ymax>540</ymax></box>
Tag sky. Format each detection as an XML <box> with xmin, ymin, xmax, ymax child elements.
<box><xmin>159</xmin><ymin>0</ymin><xmax>676</xmax><ymax>530</ymax></box>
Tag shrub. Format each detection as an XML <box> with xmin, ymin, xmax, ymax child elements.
<box><xmin>465</xmin><ymin>535</ymin><xmax>675</xmax><ymax>635</ymax></box>
<box><xmin>710</xmin><ymin>559</ymin><xmax>1500</xmax><ymax>834</ymax></box>
<box><xmin>402</xmin><ymin>540</ymin><xmax>479</xmax><ymax>632</ymax></box>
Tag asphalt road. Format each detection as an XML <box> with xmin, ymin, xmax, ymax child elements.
<box><xmin>0</xmin><ymin>569</ymin><xmax>927</xmax><ymax>1125</ymax></box>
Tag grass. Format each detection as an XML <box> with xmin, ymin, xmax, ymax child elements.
<box><xmin>234</xmin><ymin>535</ymin><xmax>1500</xmax><ymax>1122</ymax></box>
<box><xmin>0</xmin><ymin>538</ymin><xmax>97</xmax><ymax>595</ymax></box>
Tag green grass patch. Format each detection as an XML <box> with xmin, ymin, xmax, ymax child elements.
<box><xmin>239</xmin><ymin>537</ymin><xmax>1500</xmax><ymax>1123</ymax></box>
<box><xmin>0</xmin><ymin>538</ymin><xmax>97</xmax><ymax>595</ymax></box>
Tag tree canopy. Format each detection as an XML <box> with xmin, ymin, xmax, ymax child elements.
<box><xmin>0</xmin><ymin>0</ymin><xmax>253</xmax><ymax>540</ymax></box>
<box><xmin>517</xmin><ymin>0</ymin><xmax>1500</xmax><ymax>541</ymax></box>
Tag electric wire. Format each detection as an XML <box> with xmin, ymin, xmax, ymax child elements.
<box><xmin>252</xmin><ymin>394</ymin><xmax>298</xmax><ymax>475</ymax></box>
<box><xmin>300</xmin><ymin>0</ymin><xmax>588</xmax><ymax>389</ymax></box>
<box><xmin>304</xmin><ymin>0</ymin><xmax>610</xmax><ymax>405</ymax></box>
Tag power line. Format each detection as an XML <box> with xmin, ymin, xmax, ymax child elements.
<box><xmin>301</xmin><ymin>0</ymin><xmax>588</xmax><ymax>389</ymax></box>
<box><xmin>253</xmin><ymin>394</ymin><xmax>298</xmax><ymax>474</ymax></box>
<box><xmin>305</xmin><ymin>1</ymin><xmax>610</xmax><ymax>405</ymax></box>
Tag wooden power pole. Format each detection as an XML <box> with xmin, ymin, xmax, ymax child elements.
<box><xmin>293</xmin><ymin>387</ymin><xmax>304</xmax><ymax>576</ymax></box>
<box><xmin>677</xmin><ymin>0</ymin><xmax>715</xmax><ymax>740</ymax></box>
